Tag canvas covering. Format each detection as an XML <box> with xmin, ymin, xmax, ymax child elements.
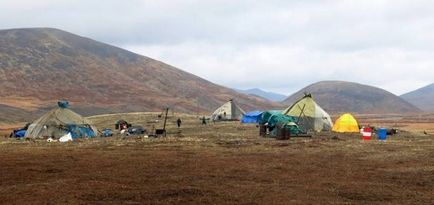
<box><xmin>282</xmin><ymin>95</ymin><xmax>333</xmax><ymax>132</ymax></box>
<box><xmin>25</xmin><ymin>107</ymin><xmax>97</xmax><ymax>139</ymax></box>
<box><xmin>260</xmin><ymin>110</ymin><xmax>301</xmax><ymax>136</ymax></box>
<box><xmin>211</xmin><ymin>100</ymin><xmax>245</xmax><ymax>121</ymax></box>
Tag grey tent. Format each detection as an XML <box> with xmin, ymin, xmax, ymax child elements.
<box><xmin>211</xmin><ymin>99</ymin><xmax>245</xmax><ymax>121</ymax></box>
<box><xmin>25</xmin><ymin>102</ymin><xmax>97</xmax><ymax>139</ymax></box>
<box><xmin>282</xmin><ymin>94</ymin><xmax>333</xmax><ymax>132</ymax></box>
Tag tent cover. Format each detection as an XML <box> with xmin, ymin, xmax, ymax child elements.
<box><xmin>332</xmin><ymin>113</ymin><xmax>360</xmax><ymax>133</ymax></box>
<box><xmin>260</xmin><ymin>111</ymin><xmax>302</xmax><ymax>136</ymax></box>
<box><xmin>211</xmin><ymin>99</ymin><xmax>245</xmax><ymax>121</ymax></box>
<box><xmin>282</xmin><ymin>94</ymin><xmax>333</xmax><ymax>132</ymax></box>
<box><xmin>241</xmin><ymin>111</ymin><xmax>263</xmax><ymax>123</ymax></box>
<box><xmin>25</xmin><ymin>103</ymin><xmax>97</xmax><ymax>139</ymax></box>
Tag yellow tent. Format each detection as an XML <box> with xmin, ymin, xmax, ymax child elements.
<box><xmin>332</xmin><ymin>113</ymin><xmax>359</xmax><ymax>133</ymax></box>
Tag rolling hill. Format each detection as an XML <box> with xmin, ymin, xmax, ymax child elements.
<box><xmin>401</xmin><ymin>83</ymin><xmax>434</xmax><ymax>112</ymax></box>
<box><xmin>282</xmin><ymin>81</ymin><xmax>421</xmax><ymax>114</ymax></box>
<box><xmin>0</xmin><ymin>28</ymin><xmax>281</xmax><ymax>122</ymax></box>
<box><xmin>236</xmin><ymin>88</ymin><xmax>287</xmax><ymax>102</ymax></box>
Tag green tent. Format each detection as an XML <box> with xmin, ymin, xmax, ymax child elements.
<box><xmin>282</xmin><ymin>94</ymin><xmax>333</xmax><ymax>132</ymax></box>
<box><xmin>261</xmin><ymin>110</ymin><xmax>301</xmax><ymax>137</ymax></box>
<box><xmin>260</xmin><ymin>110</ymin><xmax>282</xmax><ymax>124</ymax></box>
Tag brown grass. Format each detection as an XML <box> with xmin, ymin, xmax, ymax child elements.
<box><xmin>0</xmin><ymin>113</ymin><xmax>433</xmax><ymax>204</ymax></box>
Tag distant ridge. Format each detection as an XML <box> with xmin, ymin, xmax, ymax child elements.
<box><xmin>283</xmin><ymin>81</ymin><xmax>421</xmax><ymax>114</ymax></box>
<box><xmin>236</xmin><ymin>88</ymin><xmax>287</xmax><ymax>102</ymax></box>
<box><xmin>401</xmin><ymin>83</ymin><xmax>434</xmax><ymax>112</ymax></box>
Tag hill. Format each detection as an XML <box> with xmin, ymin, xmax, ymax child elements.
<box><xmin>282</xmin><ymin>81</ymin><xmax>421</xmax><ymax>114</ymax></box>
<box><xmin>401</xmin><ymin>83</ymin><xmax>434</xmax><ymax>112</ymax></box>
<box><xmin>0</xmin><ymin>28</ymin><xmax>281</xmax><ymax>122</ymax></box>
<box><xmin>236</xmin><ymin>88</ymin><xmax>287</xmax><ymax>102</ymax></box>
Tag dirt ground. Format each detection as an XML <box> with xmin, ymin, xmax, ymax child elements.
<box><xmin>0</xmin><ymin>113</ymin><xmax>433</xmax><ymax>204</ymax></box>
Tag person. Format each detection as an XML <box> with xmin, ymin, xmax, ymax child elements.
<box><xmin>176</xmin><ymin>118</ymin><xmax>182</xmax><ymax>128</ymax></box>
<box><xmin>202</xmin><ymin>116</ymin><xmax>207</xmax><ymax>125</ymax></box>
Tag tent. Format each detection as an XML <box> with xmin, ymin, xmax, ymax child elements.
<box><xmin>25</xmin><ymin>102</ymin><xmax>97</xmax><ymax>139</ymax></box>
<box><xmin>282</xmin><ymin>94</ymin><xmax>333</xmax><ymax>132</ymax></box>
<box><xmin>211</xmin><ymin>99</ymin><xmax>245</xmax><ymax>121</ymax></box>
<box><xmin>241</xmin><ymin>111</ymin><xmax>263</xmax><ymax>123</ymax></box>
<box><xmin>332</xmin><ymin>113</ymin><xmax>360</xmax><ymax>133</ymax></box>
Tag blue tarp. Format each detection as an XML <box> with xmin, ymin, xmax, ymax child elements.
<box><xmin>241</xmin><ymin>111</ymin><xmax>263</xmax><ymax>123</ymax></box>
<box><xmin>15</xmin><ymin>129</ymin><xmax>26</xmax><ymax>138</ymax></box>
<box><xmin>102</xmin><ymin>128</ymin><xmax>113</xmax><ymax>137</ymax></box>
<box><xmin>65</xmin><ymin>124</ymin><xmax>96</xmax><ymax>139</ymax></box>
<box><xmin>57</xmin><ymin>101</ymin><xmax>70</xmax><ymax>108</ymax></box>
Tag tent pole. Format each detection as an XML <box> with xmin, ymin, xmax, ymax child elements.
<box><xmin>163</xmin><ymin>107</ymin><xmax>169</xmax><ymax>137</ymax></box>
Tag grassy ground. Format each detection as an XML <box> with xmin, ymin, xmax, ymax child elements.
<box><xmin>0</xmin><ymin>112</ymin><xmax>433</xmax><ymax>204</ymax></box>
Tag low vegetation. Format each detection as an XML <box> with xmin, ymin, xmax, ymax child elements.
<box><xmin>0</xmin><ymin>112</ymin><xmax>433</xmax><ymax>204</ymax></box>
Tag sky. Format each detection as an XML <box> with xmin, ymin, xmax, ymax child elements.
<box><xmin>1</xmin><ymin>0</ymin><xmax>433</xmax><ymax>96</ymax></box>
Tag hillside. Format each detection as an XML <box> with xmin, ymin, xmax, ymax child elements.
<box><xmin>283</xmin><ymin>81</ymin><xmax>421</xmax><ymax>114</ymax></box>
<box><xmin>236</xmin><ymin>88</ymin><xmax>287</xmax><ymax>102</ymax></box>
<box><xmin>0</xmin><ymin>28</ymin><xmax>281</xmax><ymax>122</ymax></box>
<box><xmin>401</xmin><ymin>83</ymin><xmax>434</xmax><ymax>112</ymax></box>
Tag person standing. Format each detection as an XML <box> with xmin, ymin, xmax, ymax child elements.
<box><xmin>176</xmin><ymin>118</ymin><xmax>182</xmax><ymax>128</ymax></box>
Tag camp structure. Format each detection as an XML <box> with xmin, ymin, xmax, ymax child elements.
<box><xmin>211</xmin><ymin>99</ymin><xmax>245</xmax><ymax>121</ymax></box>
<box><xmin>332</xmin><ymin>113</ymin><xmax>360</xmax><ymax>133</ymax></box>
<box><xmin>282</xmin><ymin>94</ymin><xmax>333</xmax><ymax>132</ymax></box>
<box><xmin>115</xmin><ymin>119</ymin><xmax>131</xmax><ymax>130</ymax></box>
<box><xmin>259</xmin><ymin>110</ymin><xmax>301</xmax><ymax>138</ymax></box>
<box><xmin>241</xmin><ymin>111</ymin><xmax>263</xmax><ymax>124</ymax></box>
<box><xmin>25</xmin><ymin>101</ymin><xmax>97</xmax><ymax>139</ymax></box>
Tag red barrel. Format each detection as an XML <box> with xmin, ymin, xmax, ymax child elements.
<box><xmin>362</xmin><ymin>127</ymin><xmax>372</xmax><ymax>140</ymax></box>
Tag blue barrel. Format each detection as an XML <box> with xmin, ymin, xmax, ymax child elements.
<box><xmin>377</xmin><ymin>128</ymin><xmax>387</xmax><ymax>140</ymax></box>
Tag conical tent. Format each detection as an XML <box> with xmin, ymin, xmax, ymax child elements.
<box><xmin>282</xmin><ymin>94</ymin><xmax>333</xmax><ymax>132</ymax></box>
<box><xmin>25</xmin><ymin>103</ymin><xmax>97</xmax><ymax>139</ymax></box>
<box><xmin>332</xmin><ymin>113</ymin><xmax>359</xmax><ymax>133</ymax></box>
<box><xmin>211</xmin><ymin>99</ymin><xmax>245</xmax><ymax>121</ymax></box>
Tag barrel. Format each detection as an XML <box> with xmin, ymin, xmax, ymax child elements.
<box><xmin>362</xmin><ymin>127</ymin><xmax>372</xmax><ymax>140</ymax></box>
<box><xmin>377</xmin><ymin>128</ymin><xmax>387</xmax><ymax>140</ymax></box>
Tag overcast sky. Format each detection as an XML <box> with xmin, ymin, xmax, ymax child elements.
<box><xmin>1</xmin><ymin>0</ymin><xmax>433</xmax><ymax>95</ymax></box>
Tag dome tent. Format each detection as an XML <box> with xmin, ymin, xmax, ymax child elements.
<box><xmin>282</xmin><ymin>94</ymin><xmax>333</xmax><ymax>132</ymax></box>
<box><xmin>211</xmin><ymin>99</ymin><xmax>245</xmax><ymax>121</ymax></box>
<box><xmin>25</xmin><ymin>101</ymin><xmax>97</xmax><ymax>139</ymax></box>
<box><xmin>332</xmin><ymin>113</ymin><xmax>360</xmax><ymax>133</ymax></box>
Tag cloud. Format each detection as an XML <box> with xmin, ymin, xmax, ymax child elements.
<box><xmin>126</xmin><ymin>42</ymin><xmax>434</xmax><ymax>95</ymax></box>
<box><xmin>1</xmin><ymin>0</ymin><xmax>434</xmax><ymax>95</ymax></box>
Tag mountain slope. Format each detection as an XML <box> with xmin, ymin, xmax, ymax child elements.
<box><xmin>401</xmin><ymin>83</ymin><xmax>434</xmax><ymax>111</ymax></box>
<box><xmin>283</xmin><ymin>81</ymin><xmax>421</xmax><ymax>114</ymax></box>
<box><xmin>0</xmin><ymin>28</ymin><xmax>281</xmax><ymax>121</ymax></box>
<box><xmin>236</xmin><ymin>88</ymin><xmax>287</xmax><ymax>102</ymax></box>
